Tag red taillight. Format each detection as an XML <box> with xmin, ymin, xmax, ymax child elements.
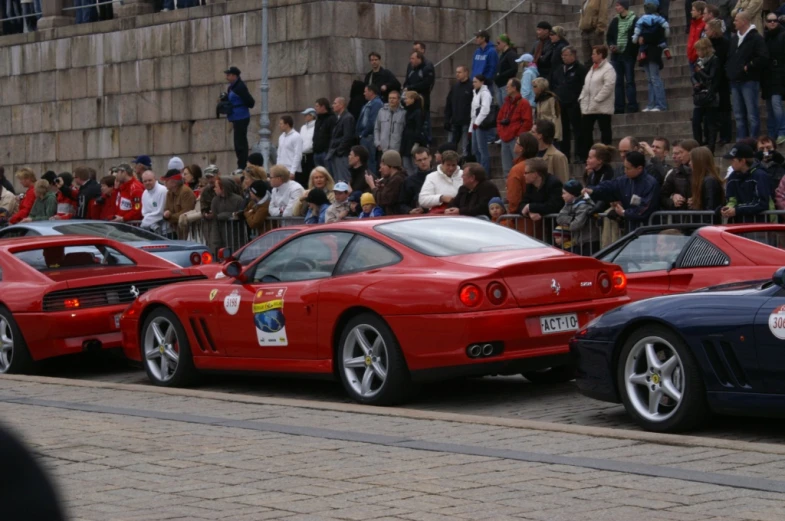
<box><xmin>459</xmin><ymin>284</ymin><xmax>483</xmax><ymax>307</ymax></box>
<box><xmin>486</xmin><ymin>282</ymin><xmax>507</xmax><ymax>305</ymax></box>
<box><xmin>612</xmin><ymin>270</ymin><xmax>627</xmax><ymax>291</ymax></box>
<box><xmin>598</xmin><ymin>271</ymin><xmax>611</xmax><ymax>294</ymax></box>
<box><xmin>190</xmin><ymin>252</ymin><xmax>202</xmax><ymax>265</ymax></box>
<box><xmin>64</xmin><ymin>298</ymin><xmax>80</xmax><ymax>309</ymax></box>
<box><xmin>202</xmin><ymin>252</ymin><xmax>213</xmax><ymax>264</ymax></box>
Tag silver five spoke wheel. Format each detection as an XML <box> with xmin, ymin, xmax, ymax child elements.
<box><xmin>0</xmin><ymin>317</ymin><xmax>13</xmax><ymax>373</ymax></box>
<box><xmin>144</xmin><ymin>317</ymin><xmax>180</xmax><ymax>383</ymax></box>
<box><xmin>624</xmin><ymin>336</ymin><xmax>684</xmax><ymax>422</ymax></box>
<box><xmin>342</xmin><ymin>324</ymin><xmax>388</xmax><ymax>399</ymax></box>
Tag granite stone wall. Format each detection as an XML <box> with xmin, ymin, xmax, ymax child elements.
<box><xmin>0</xmin><ymin>0</ymin><xmax>580</xmax><ymax>189</ymax></box>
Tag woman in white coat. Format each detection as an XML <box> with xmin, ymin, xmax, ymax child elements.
<box><xmin>578</xmin><ymin>45</ymin><xmax>616</xmax><ymax>162</ymax></box>
<box><xmin>470</xmin><ymin>75</ymin><xmax>494</xmax><ymax>174</ymax></box>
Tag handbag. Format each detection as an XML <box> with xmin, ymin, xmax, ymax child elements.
<box><xmin>478</xmin><ymin>102</ymin><xmax>499</xmax><ymax>130</ymax></box>
<box><xmin>692</xmin><ymin>88</ymin><xmax>716</xmax><ymax>107</ymax></box>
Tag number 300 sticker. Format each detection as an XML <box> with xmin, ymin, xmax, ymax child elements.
<box><xmin>768</xmin><ymin>305</ymin><xmax>785</xmax><ymax>339</ymax></box>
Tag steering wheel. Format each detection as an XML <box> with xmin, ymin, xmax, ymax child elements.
<box><xmin>283</xmin><ymin>258</ymin><xmax>317</xmax><ymax>273</ymax></box>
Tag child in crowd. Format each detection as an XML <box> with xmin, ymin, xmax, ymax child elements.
<box><xmin>554</xmin><ymin>179</ymin><xmax>599</xmax><ymax>255</ymax></box>
<box><xmin>488</xmin><ymin>197</ymin><xmax>507</xmax><ymax>224</ymax></box>
<box><xmin>358</xmin><ymin>193</ymin><xmax>384</xmax><ymax>219</ymax></box>
<box><xmin>633</xmin><ymin>1</ymin><xmax>672</xmax><ymax>63</ymax></box>
<box><xmin>304</xmin><ymin>189</ymin><xmax>330</xmax><ymax>224</ymax></box>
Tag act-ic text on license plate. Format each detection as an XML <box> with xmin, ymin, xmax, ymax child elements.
<box><xmin>540</xmin><ymin>313</ymin><xmax>579</xmax><ymax>334</ymax></box>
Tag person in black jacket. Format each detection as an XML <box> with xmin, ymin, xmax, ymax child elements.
<box><xmin>607</xmin><ymin>1</ymin><xmax>639</xmax><ymax>114</ymax></box>
<box><xmin>327</xmin><ymin>97</ymin><xmax>356</xmax><ymax>184</ymax></box>
<box><xmin>763</xmin><ymin>14</ymin><xmax>785</xmax><ymax>144</ymax></box>
<box><xmin>531</xmin><ymin>21</ymin><xmax>555</xmax><ymax>83</ymax></box>
<box><xmin>401</xmin><ymin>91</ymin><xmax>426</xmax><ymax>176</ymax></box>
<box><xmin>403</xmin><ymin>50</ymin><xmax>435</xmax><ymax>143</ymax></box>
<box><xmin>551</xmin><ymin>46</ymin><xmax>587</xmax><ymax>161</ymax></box>
<box><xmin>521</xmin><ymin>158</ymin><xmax>565</xmax><ymax>220</ymax></box>
<box><xmin>494</xmin><ymin>34</ymin><xmax>519</xmax><ymax>105</ymax></box>
<box><xmin>692</xmin><ymin>38</ymin><xmax>722</xmax><ymax>152</ymax></box>
<box><xmin>398</xmin><ymin>146</ymin><xmax>431</xmax><ymax>214</ymax></box>
<box><xmin>707</xmin><ymin>19</ymin><xmax>733</xmax><ymax>144</ymax></box>
<box><xmin>726</xmin><ymin>12</ymin><xmax>769</xmax><ymax>139</ymax></box>
<box><xmin>313</xmin><ymin>98</ymin><xmax>337</xmax><ymax>169</ymax></box>
<box><xmin>223</xmin><ymin>66</ymin><xmax>256</xmax><ymax>170</ymax></box>
<box><xmin>548</xmin><ymin>27</ymin><xmax>570</xmax><ymax>81</ymax></box>
<box><xmin>689</xmin><ymin>146</ymin><xmax>725</xmax><ymax>219</ymax></box>
<box><xmin>0</xmin><ymin>166</ymin><xmax>14</xmax><ymax>195</ymax></box>
<box><xmin>73</xmin><ymin>166</ymin><xmax>102</xmax><ymax>219</ymax></box>
<box><xmin>445</xmin><ymin>66</ymin><xmax>474</xmax><ymax>157</ymax></box>
<box><xmin>364</xmin><ymin>52</ymin><xmax>401</xmax><ymax>103</ymax></box>
<box><xmin>444</xmin><ymin>162</ymin><xmax>501</xmax><ymax>218</ymax></box>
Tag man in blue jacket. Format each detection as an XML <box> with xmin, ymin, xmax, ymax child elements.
<box><xmin>584</xmin><ymin>150</ymin><xmax>660</xmax><ymax>230</ymax></box>
<box><xmin>356</xmin><ymin>85</ymin><xmax>384</xmax><ymax>175</ymax></box>
<box><xmin>472</xmin><ymin>30</ymin><xmax>499</xmax><ymax>91</ymax></box>
<box><xmin>224</xmin><ymin>66</ymin><xmax>256</xmax><ymax>170</ymax></box>
<box><xmin>722</xmin><ymin>143</ymin><xmax>774</xmax><ymax>223</ymax></box>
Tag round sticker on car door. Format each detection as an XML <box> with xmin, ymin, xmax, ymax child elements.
<box><xmin>253</xmin><ymin>287</ymin><xmax>288</xmax><ymax>347</ymax></box>
<box><xmin>768</xmin><ymin>305</ymin><xmax>785</xmax><ymax>340</ymax></box>
<box><xmin>224</xmin><ymin>290</ymin><xmax>241</xmax><ymax>315</ymax></box>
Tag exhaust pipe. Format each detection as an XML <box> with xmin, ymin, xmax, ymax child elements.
<box><xmin>82</xmin><ymin>340</ymin><xmax>102</xmax><ymax>354</ymax></box>
<box><xmin>468</xmin><ymin>344</ymin><xmax>482</xmax><ymax>358</ymax></box>
<box><xmin>482</xmin><ymin>344</ymin><xmax>494</xmax><ymax>356</ymax></box>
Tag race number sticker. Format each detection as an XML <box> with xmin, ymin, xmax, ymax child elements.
<box><xmin>253</xmin><ymin>288</ymin><xmax>288</xmax><ymax>346</ymax></box>
<box><xmin>223</xmin><ymin>290</ymin><xmax>241</xmax><ymax>315</ymax></box>
<box><xmin>769</xmin><ymin>305</ymin><xmax>785</xmax><ymax>339</ymax></box>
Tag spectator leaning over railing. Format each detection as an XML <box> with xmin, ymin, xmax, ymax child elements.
<box><xmin>532</xmin><ymin>119</ymin><xmax>569</xmax><ymax>184</ymax></box>
<box><xmin>689</xmin><ymin>146</ymin><xmax>725</xmax><ymax>217</ymax></box>
<box><xmin>399</xmin><ymin>147</ymin><xmax>431</xmax><ymax>214</ymax></box>
<box><xmin>211</xmin><ymin>177</ymin><xmax>245</xmax><ymax>254</ymax></box>
<box><xmin>140</xmin><ymin>170</ymin><xmax>168</xmax><ymax>234</ymax></box>
<box><xmin>9</xmin><ymin>168</ymin><xmax>37</xmax><ymax>225</ymax></box>
<box><xmin>661</xmin><ymin>140</ymin><xmax>698</xmax><ymax>211</ymax></box>
<box><xmin>444</xmin><ymin>162</ymin><xmax>501</xmax><ymax>218</ymax></box>
<box><xmin>112</xmin><ymin>164</ymin><xmax>144</xmax><ymax>223</ymax></box>
<box><xmin>367</xmin><ymin>150</ymin><xmax>407</xmax><ymax>216</ymax></box>
<box><xmin>757</xmin><ymin>136</ymin><xmax>785</xmax><ymax>192</ymax></box>
<box><xmin>722</xmin><ymin>142</ymin><xmax>774</xmax><ymax>223</ymax></box>
<box><xmin>326</xmin><ymin>182</ymin><xmax>352</xmax><ymax>223</ymax></box>
<box><xmin>294</xmin><ymin>167</ymin><xmax>335</xmax><ymax>216</ymax></box>
<box><xmin>358</xmin><ymin>193</ymin><xmax>384</xmax><ymax>218</ymax></box>
<box><xmin>53</xmin><ymin>173</ymin><xmax>77</xmax><ymax>220</ymax></box>
<box><xmin>132</xmin><ymin>155</ymin><xmax>152</xmax><ymax>182</ymax></box>
<box><xmin>23</xmin><ymin>180</ymin><xmax>56</xmax><ymax>223</ymax></box>
<box><xmin>95</xmin><ymin>175</ymin><xmax>117</xmax><ymax>221</ymax></box>
<box><xmin>497</xmin><ymin>78</ymin><xmax>533</xmax><ymax>180</ymax></box>
<box><xmin>243</xmin><ymin>180</ymin><xmax>271</xmax><ymax>233</ymax></box>
<box><xmin>584</xmin><ymin>150</ymin><xmax>660</xmax><ymax>231</ymax></box>
<box><xmin>241</xmin><ymin>165</ymin><xmax>268</xmax><ymax>209</ymax></box>
<box><xmin>555</xmin><ymin>179</ymin><xmax>600</xmax><ymax>255</ymax></box>
<box><xmin>488</xmin><ymin>197</ymin><xmax>507</xmax><ymax>224</ymax></box>
<box><xmin>268</xmin><ymin>165</ymin><xmax>303</xmax><ymax>218</ymax></box>
<box><xmin>183</xmin><ymin>164</ymin><xmax>203</xmax><ymax>197</ymax></box>
<box><xmin>418</xmin><ymin>150</ymin><xmax>463</xmax><ymax>214</ymax></box>
<box><xmin>506</xmin><ymin>133</ymin><xmax>540</xmax><ymax>214</ymax></box>
<box><xmin>585</xmin><ymin>143</ymin><xmax>616</xmax><ymax>188</ymax></box>
<box><xmin>304</xmin><ymin>189</ymin><xmax>330</xmax><ymax>224</ymax></box>
<box><xmin>162</xmin><ymin>169</ymin><xmax>196</xmax><ymax>239</ymax></box>
<box><xmin>520</xmin><ymin>158</ymin><xmax>564</xmax><ymax>238</ymax></box>
<box><xmin>73</xmin><ymin>166</ymin><xmax>101</xmax><ymax>220</ymax></box>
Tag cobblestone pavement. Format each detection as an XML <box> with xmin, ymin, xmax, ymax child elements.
<box><xmin>39</xmin><ymin>353</ymin><xmax>785</xmax><ymax>445</ymax></box>
<box><xmin>3</xmin><ymin>377</ymin><xmax>785</xmax><ymax>521</ymax></box>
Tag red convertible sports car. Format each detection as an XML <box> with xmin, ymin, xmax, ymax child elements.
<box><xmin>594</xmin><ymin>224</ymin><xmax>785</xmax><ymax>302</ymax></box>
<box><xmin>121</xmin><ymin>216</ymin><xmax>629</xmax><ymax>404</ymax></box>
<box><xmin>0</xmin><ymin>236</ymin><xmax>206</xmax><ymax>373</ymax></box>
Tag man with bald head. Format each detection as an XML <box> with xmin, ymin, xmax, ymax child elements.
<box><xmin>140</xmin><ymin>170</ymin><xmax>168</xmax><ymax>234</ymax></box>
<box><xmin>726</xmin><ymin>11</ymin><xmax>769</xmax><ymax>138</ymax></box>
<box><xmin>326</xmin><ymin>97</ymin><xmax>356</xmax><ymax>183</ymax></box>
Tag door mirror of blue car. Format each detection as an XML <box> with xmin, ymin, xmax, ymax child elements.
<box><xmin>773</xmin><ymin>267</ymin><xmax>785</xmax><ymax>288</ymax></box>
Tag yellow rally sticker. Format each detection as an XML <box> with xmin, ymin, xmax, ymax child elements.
<box><xmin>252</xmin><ymin>299</ymin><xmax>283</xmax><ymax>313</ymax></box>
<box><xmin>209</xmin><ymin>289</ymin><xmax>218</xmax><ymax>301</ymax></box>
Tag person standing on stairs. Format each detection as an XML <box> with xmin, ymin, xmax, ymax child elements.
<box><xmin>607</xmin><ymin>0</ymin><xmax>640</xmax><ymax>114</ymax></box>
<box><xmin>762</xmin><ymin>13</ymin><xmax>785</xmax><ymax>145</ymax></box>
<box><xmin>706</xmin><ymin>19</ymin><xmax>734</xmax><ymax>145</ymax></box>
<box><xmin>579</xmin><ymin>0</ymin><xmax>611</xmax><ymax>65</ymax></box>
<box><xmin>578</xmin><ymin>45</ymin><xmax>617</xmax><ymax>161</ymax></box>
<box><xmin>726</xmin><ymin>11</ymin><xmax>769</xmax><ymax>139</ymax></box>
<box><xmin>551</xmin><ymin>46</ymin><xmax>588</xmax><ymax>163</ymax></box>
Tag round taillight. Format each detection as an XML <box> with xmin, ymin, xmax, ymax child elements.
<box><xmin>202</xmin><ymin>252</ymin><xmax>214</xmax><ymax>264</ymax></box>
<box><xmin>612</xmin><ymin>270</ymin><xmax>627</xmax><ymax>291</ymax></box>
<box><xmin>598</xmin><ymin>271</ymin><xmax>611</xmax><ymax>294</ymax></box>
<box><xmin>486</xmin><ymin>282</ymin><xmax>507</xmax><ymax>305</ymax></box>
<box><xmin>190</xmin><ymin>252</ymin><xmax>202</xmax><ymax>265</ymax></box>
<box><xmin>459</xmin><ymin>284</ymin><xmax>483</xmax><ymax>307</ymax></box>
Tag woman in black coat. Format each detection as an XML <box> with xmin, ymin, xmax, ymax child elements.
<box><xmin>763</xmin><ymin>15</ymin><xmax>785</xmax><ymax>142</ymax></box>
<box><xmin>400</xmin><ymin>91</ymin><xmax>425</xmax><ymax>176</ymax></box>
<box><xmin>548</xmin><ymin>27</ymin><xmax>570</xmax><ymax>80</ymax></box>
<box><xmin>692</xmin><ymin>38</ymin><xmax>722</xmax><ymax>152</ymax></box>
<box><xmin>707</xmin><ymin>20</ymin><xmax>732</xmax><ymax>144</ymax></box>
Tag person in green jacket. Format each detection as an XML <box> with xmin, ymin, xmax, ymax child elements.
<box><xmin>22</xmin><ymin>180</ymin><xmax>57</xmax><ymax>222</ymax></box>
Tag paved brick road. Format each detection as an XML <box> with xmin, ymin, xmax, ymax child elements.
<box><xmin>39</xmin><ymin>353</ymin><xmax>785</xmax><ymax>445</ymax></box>
<box><xmin>2</xmin><ymin>377</ymin><xmax>785</xmax><ymax>521</ymax></box>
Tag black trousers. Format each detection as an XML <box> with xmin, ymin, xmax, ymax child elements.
<box><xmin>559</xmin><ymin>102</ymin><xmax>582</xmax><ymax>161</ymax></box>
<box><xmin>232</xmin><ymin>117</ymin><xmax>250</xmax><ymax>170</ymax></box>
<box><xmin>692</xmin><ymin>107</ymin><xmax>717</xmax><ymax>152</ymax></box>
<box><xmin>579</xmin><ymin>114</ymin><xmax>612</xmax><ymax>162</ymax></box>
<box><xmin>298</xmin><ymin>153</ymin><xmax>314</xmax><ymax>187</ymax></box>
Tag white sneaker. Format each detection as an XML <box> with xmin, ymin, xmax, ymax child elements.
<box><xmin>642</xmin><ymin>108</ymin><xmax>651</xmax><ymax>112</ymax></box>
<box><xmin>649</xmin><ymin>108</ymin><xmax>661</xmax><ymax>112</ymax></box>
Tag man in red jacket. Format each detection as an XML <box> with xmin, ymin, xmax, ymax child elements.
<box><xmin>497</xmin><ymin>78</ymin><xmax>533</xmax><ymax>179</ymax></box>
<box><xmin>112</xmin><ymin>164</ymin><xmax>144</xmax><ymax>222</ymax></box>
<box><xmin>9</xmin><ymin>168</ymin><xmax>37</xmax><ymax>224</ymax></box>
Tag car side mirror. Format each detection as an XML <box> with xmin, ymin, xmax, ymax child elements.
<box><xmin>217</xmin><ymin>247</ymin><xmax>233</xmax><ymax>261</ymax></box>
<box><xmin>773</xmin><ymin>267</ymin><xmax>785</xmax><ymax>288</ymax></box>
<box><xmin>222</xmin><ymin>261</ymin><xmax>247</xmax><ymax>283</ymax></box>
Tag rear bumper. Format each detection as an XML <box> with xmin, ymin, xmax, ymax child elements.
<box><xmin>385</xmin><ymin>296</ymin><xmax>628</xmax><ymax>375</ymax></box>
<box><xmin>15</xmin><ymin>307</ymin><xmax>126</xmax><ymax>361</ymax></box>
<box><xmin>569</xmin><ymin>337</ymin><xmax>620</xmax><ymax>403</ymax></box>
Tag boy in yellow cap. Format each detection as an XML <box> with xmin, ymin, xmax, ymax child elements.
<box><xmin>358</xmin><ymin>193</ymin><xmax>384</xmax><ymax>218</ymax></box>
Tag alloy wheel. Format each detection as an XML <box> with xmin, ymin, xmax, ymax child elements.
<box><xmin>342</xmin><ymin>324</ymin><xmax>389</xmax><ymax>399</ymax></box>
<box><xmin>0</xmin><ymin>317</ymin><xmax>13</xmax><ymax>373</ymax></box>
<box><xmin>624</xmin><ymin>335</ymin><xmax>685</xmax><ymax>422</ymax></box>
<box><xmin>143</xmin><ymin>316</ymin><xmax>180</xmax><ymax>383</ymax></box>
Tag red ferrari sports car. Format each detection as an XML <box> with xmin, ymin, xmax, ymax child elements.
<box><xmin>0</xmin><ymin>236</ymin><xmax>206</xmax><ymax>373</ymax></box>
<box><xmin>594</xmin><ymin>224</ymin><xmax>785</xmax><ymax>302</ymax></box>
<box><xmin>121</xmin><ymin>216</ymin><xmax>629</xmax><ymax>405</ymax></box>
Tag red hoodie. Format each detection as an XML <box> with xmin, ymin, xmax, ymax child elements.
<box><xmin>9</xmin><ymin>187</ymin><xmax>35</xmax><ymax>224</ymax></box>
<box><xmin>496</xmin><ymin>93</ymin><xmax>533</xmax><ymax>143</ymax></box>
<box><xmin>687</xmin><ymin>18</ymin><xmax>705</xmax><ymax>64</ymax></box>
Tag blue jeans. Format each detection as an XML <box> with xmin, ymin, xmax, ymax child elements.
<box><xmin>360</xmin><ymin>135</ymin><xmax>377</xmax><ymax>175</ymax></box>
<box><xmin>448</xmin><ymin>124</ymin><xmax>470</xmax><ymax>157</ymax></box>
<box><xmin>314</xmin><ymin>152</ymin><xmax>328</xmax><ymax>168</ymax></box>
<box><xmin>611</xmin><ymin>54</ymin><xmax>638</xmax><ymax>112</ymax></box>
<box><xmin>644</xmin><ymin>61</ymin><xmax>667</xmax><ymax>110</ymax></box>
<box><xmin>767</xmin><ymin>95</ymin><xmax>785</xmax><ymax>139</ymax></box>
<box><xmin>500</xmin><ymin>139</ymin><xmax>515</xmax><ymax>179</ymax></box>
<box><xmin>731</xmin><ymin>81</ymin><xmax>760</xmax><ymax>139</ymax></box>
<box><xmin>471</xmin><ymin>128</ymin><xmax>491</xmax><ymax>174</ymax></box>
<box><xmin>74</xmin><ymin>0</ymin><xmax>97</xmax><ymax>23</ymax></box>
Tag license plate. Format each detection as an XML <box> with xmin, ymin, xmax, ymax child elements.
<box><xmin>114</xmin><ymin>313</ymin><xmax>122</xmax><ymax>329</ymax></box>
<box><xmin>540</xmin><ymin>313</ymin><xmax>579</xmax><ymax>335</ymax></box>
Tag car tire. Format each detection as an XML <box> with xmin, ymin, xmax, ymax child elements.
<box><xmin>521</xmin><ymin>365</ymin><xmax>575</xmax><ymax>384</ymax></box>
<box><xmin>617</xmin><ymin>325</ymin><xmax>709</xmax><ymax>433</ymax></box>
<box><xmin>140</xmin><ymin>308</ymin><xmax>197</xmax><ymax>387</ymax></box>
<box><xmin>337</xmin><ymin>313</ymin><xmax>414</xmax><ymax>405</ymax></box>
<box><xmin>0</xmin><ymin>307</ymin><xmax>35</xmax><ymax>375</ymax></box>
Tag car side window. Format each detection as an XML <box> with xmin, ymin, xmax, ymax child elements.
<box><xmin>252</xmin><ymin>232</ymin><xmax>353</xmax><ymax>283</ymax></box>
<box><xmin>0</xmin><ymin>228</ymin><xmax>36</xmax><ymax>239</ymax></box>
<box><xmin>238</xmin><ymin>230</ymin><xmax>298</xmax><ymax>265</ymax></box>
<box><xmin>612</xmin><ymin>231</ymin><xmax>691</xmax><ymax>273</ymax></box>
<box><xmin>336</xmin><ymin>236</ymin><xmax>401</xmax><ymax>275</ymax></box>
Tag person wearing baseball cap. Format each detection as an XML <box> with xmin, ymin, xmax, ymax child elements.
<box><xmin>722</xmin><ymin>143</ymin><xmax>772</xmax><ymax>223</ymax></box>
<box><xmin>472</xmin><ymin>29</ymin><xmax>498</xmax><ymax>88</ymax></box>
<box><xmin>325</xmin><ymin>181</ymin><xmax>352</xmax><ymax>223</ymax></box>
<box><xmin>515</xmin><ymin>53</ymin><xmax>539</xmax><ymax>106</ymax></box>
<box><xmin>531</xmin><ymin>21</ymin><xmax>555</xmax><ymax>80</ymax></box>
<box><xmin>223</xmin><ymin>65</ymin><xmax>256</xmax><ymax>170</ymax></box>
<box><xmin>364</xmin><ymin>150</ymin><xmax>406</xmax><ymax>216</ymax></box>
<box><xmin>168</xmin><ymin>156</ymin><xmax>185</xmax><ymax>172</ymax></box>
<box><xmin>243</xmin><ymin>179</ymin><xmax>271</xmax><ymax>232</ymax></box>
<box><xmin>132</xmin><ymin>155</ymin><xmax>152</xmax><ymax>180</ymax></box>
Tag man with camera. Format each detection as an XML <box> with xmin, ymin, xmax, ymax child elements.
<box><xmin>220</xmin><ymin>66</ymin><xmax>256</xmax><ymax>170</ymax></box>
<box><xmin>497</xmin><ymin>78</ymin><xmax>533</xmax><ymax>179</ymax></box>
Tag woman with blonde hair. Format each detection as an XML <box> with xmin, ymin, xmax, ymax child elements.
<box><xmin>692</xmin><ymin>38</ymin><xmax>721</xmax><ymax>152</ymax></box>
<box><xmin>532</xmin><ymin>77</ymin><xmax>563</xmax><ymax>143</ymax></box>
<box><xmin>689</xmin><ymin>146</ymin><xmax>724</xmax><ymax>217</ymax></box>
<box><xmin>9</xmin><ymin>168</ymin><xmax>37</xmax><ymax>224</ymax></box>
<box><xmin>293</xmin><ymin>166</ymin><xmax>336</xmax><ymax>216</ymax></box>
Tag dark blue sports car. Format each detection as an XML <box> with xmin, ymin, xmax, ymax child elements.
<box><xmin>570</xmin><ymin>269</ymin><xmax>785</xmax><ymax>432</ymax></box>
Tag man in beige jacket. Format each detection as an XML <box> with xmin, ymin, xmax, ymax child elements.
<box><xmin>532</xmin><ymin>119</ymin><xmax>570</xmax><ymax>183</ymax></box>
<box><xmin>579</xmin><ymin>0</ymin><xmax>611</xmax><ymax>64</ymax></box>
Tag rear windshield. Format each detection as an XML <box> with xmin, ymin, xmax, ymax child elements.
<box><xmin>14</xmin><ymin>245</ymin><xmax>136</xmax><ymax>271</ymax></box>
<box><xmin>53</xmin><ymin>223</ymin><xmax>163</xmax><ymax>242</ymax></box>
<box><xmin>375</xmin><ymin>218</ymin><xmax>544</xmax><ymax>257</ymax></box>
